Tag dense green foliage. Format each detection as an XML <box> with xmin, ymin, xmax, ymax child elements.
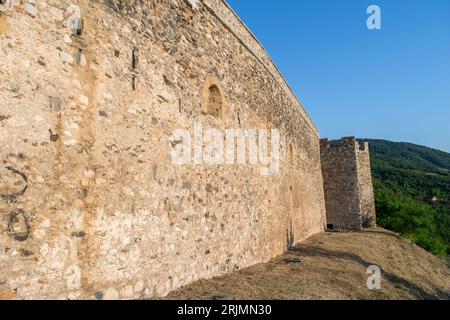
<box><xmin>360</xmin><ymin>139</ymin><xmax>450</xmax><ymax>259</ymax></box>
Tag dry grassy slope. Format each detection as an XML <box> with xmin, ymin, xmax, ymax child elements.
<box><xmin>166</xmin><ymin>229</ymin><xmax>450</xmax><ymax>300</ymax></box>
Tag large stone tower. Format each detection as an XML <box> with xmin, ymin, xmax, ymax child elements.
<box><xmin>320</xmin><ymin>137</ymin><xmax>376</xmax><ymax>230</ymax></box>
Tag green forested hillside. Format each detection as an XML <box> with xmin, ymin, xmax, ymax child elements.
<box><xmin>360</xmin><ymin>139</ymin><xmax>450</xmax><ymax>259</ymax></box>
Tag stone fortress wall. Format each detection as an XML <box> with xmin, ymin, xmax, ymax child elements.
<box><xmin>0</xmin><ymin>0</ymin><xmax>329</xmax><ymax>300</ymax></box>
<box><xmin>320</xmin><ymin>137</ymin><xmax>376</xmax><ymax>230</ymax></box>
<box><xmin>356</xmin><ymin>141</ymin><xmax>376</xmax><ymax>228</ymax></box>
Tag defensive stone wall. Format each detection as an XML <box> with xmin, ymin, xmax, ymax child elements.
<box><xmin>320</xmin><ymin>137</ymin><xmax>362</xmax><ymax>230</ymax></box>
<box><xmin>320</xmin><ymin>137</ymin><xmax>376</xmax><ymax>231</ymax></box>
<box><xmin>356</xmin><ymin>142</ymin><xmax>376</xmax><ymax>228</ymax></box>
<box><xmin>0</xmin><ymin>0</ymin><xmax>326</xmax><ymax>299</ymax></box>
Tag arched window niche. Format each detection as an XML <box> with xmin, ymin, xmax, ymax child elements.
<box><xmin>202</xmin><ymin>77</ymin><xmax>225</xmax><ymax>120</ymax></box>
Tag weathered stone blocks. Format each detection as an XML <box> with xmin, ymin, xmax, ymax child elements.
<box><xmin>320</xmin><ymin>137</ymin><xmax>376</xmax><ymax>230</ymax></box>
<box><xmin>0</xmin><ymin>0</ymin><xmax>337</xmax><ymax>300</ymax></box>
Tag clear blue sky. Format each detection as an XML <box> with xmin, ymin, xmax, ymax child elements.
<box><xmin>226</xmin><ymin>0</ymin><xmax>450</xmax><ymax>152</ymax></box>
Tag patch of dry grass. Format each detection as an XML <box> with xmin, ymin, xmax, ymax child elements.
<box><xmin>165</xmin><ymin>228</ymin><xmax>450</xmax><ymax>300</ymax></box>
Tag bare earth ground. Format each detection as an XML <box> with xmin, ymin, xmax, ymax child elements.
<box><xmin>165</xmin><ymin>229</ymin><xmax>450</xmax><ymax>300</ymax></box>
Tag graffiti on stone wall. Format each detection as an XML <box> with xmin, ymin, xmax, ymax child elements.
<box><xmin>1</xmin><ymin>161</ymin><xmax>30</xmax><ymax>241</ymax></box>
<box><xmin>7</xmin><ymin>209</ymin><xmax>30</xmax><ymax>242</ymax></box>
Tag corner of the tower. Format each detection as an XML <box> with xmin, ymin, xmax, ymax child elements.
<box><xmin>320</xmin><ymin>137</ymin><xmax>376</xmax><ymax>231</ymax></box>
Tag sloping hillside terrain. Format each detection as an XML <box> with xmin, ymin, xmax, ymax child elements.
<box><xmin>165</xmin><ymin>229</ymin><xmax>449</xmax><ymax>300</ymax></box>
<box><xmin>360</xmin><ymin>140</ymin><xmax>450</xmax><ymax>259</ymax></box>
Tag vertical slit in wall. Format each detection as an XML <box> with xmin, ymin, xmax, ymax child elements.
<box><xmin>131</xmin><ymin>48</ymin><xmax>138</xmax><ymax>90</ymax></box>
<box><xmin>76</xmin><ymin>48</ymin><xmax>82</xmax><ymax>64</ymax></box>
<box><xmin>76</xmin><ymin>18</ymin><xmax>83</xmax><ymax>36</ymax></box>
<box><xmin>178</xmin><ymin>99</ymin><xmax>182</xmax><ymax>113</ymax></box>
<box><xmin>132</xmin><ymin>75</ymin><xmax>136</xmax><ymax>91</ymax></box>
<box><xmin>131</xmin><ymin>48</ymin><xmax>138</xmax><ymax>71</ymax></box>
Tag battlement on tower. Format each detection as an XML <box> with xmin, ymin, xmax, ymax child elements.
<box><xmin>358</xmin><ymin>141</ymin><xmax>369</xmax><ymax>152</ymax></box>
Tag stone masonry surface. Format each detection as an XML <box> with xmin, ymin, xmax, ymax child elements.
<box><xmin>356</xmin><ymin>141</ymin><xmax>376</xmax><ymax>228</ymax></box>
<box><xmin>0</xmin><ymin>0</ymin><xmax>331</xmax><ymax>299</ymax></box>
<box><xmin>0</xmin><ymin>0</ymin><xmax>377</xmax><ymax>300</ymax></box>
<box><xmin>320</xmin><ymin>137</ymin><xmax>376</xmax><ymax>231</ymax></box>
